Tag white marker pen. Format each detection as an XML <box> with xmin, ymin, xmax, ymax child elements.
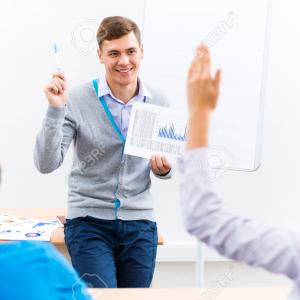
<box><xmin>53</xmin><ymin>44</ymin><xmax>61</xmax><ymax>71</ymax></box>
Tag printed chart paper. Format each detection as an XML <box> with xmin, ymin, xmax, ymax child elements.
<box><xmin>0</xmin><ymin>214</ymin><xmax>60</xmax><ymax>241</ymax></box>
<box><xmin>125</xmin><ymin>102</ymin><xmax>188</xmax><ymax>159</ymax></box>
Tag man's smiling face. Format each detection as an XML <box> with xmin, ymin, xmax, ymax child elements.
<box><xmin>98</xmin><ymin>31</ymin><xmax>144</xmax><ymax>87</ymax></box>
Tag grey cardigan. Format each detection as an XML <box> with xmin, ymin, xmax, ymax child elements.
<box><xmin>34</xmin><ymin>80</ymin><xmax>171</xmax><ymax>221</ymax></box>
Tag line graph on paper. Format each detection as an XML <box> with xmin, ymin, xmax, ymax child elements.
<box><xmin>124</xmin><ymin>102</ymin><xmax>188</xmax><ymax>159</ymax></box>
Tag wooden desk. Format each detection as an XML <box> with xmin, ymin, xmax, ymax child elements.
<box><xmin>88</xmin><ymin>287</ymin><xmax>290</xmax><ymax>300</ymax></box>
<box><xmin>0</xmin><ymin>208</ymin><xmax>164</xmax><ymax>245</ymax></box>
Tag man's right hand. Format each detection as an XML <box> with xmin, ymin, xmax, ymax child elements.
<box><xmin>44</xmin><ymin>72</ymin><xmax>68</xmax><ymax>108</ymax></box>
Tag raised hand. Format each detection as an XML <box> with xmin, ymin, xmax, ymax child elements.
<box><xmin>44</xmin><ymin>72</ymin><xmax>68</xmax><ymax>108</ymax></box>
<box><xmin>187</xmin><ymin>45</ymin><xmax>221</xmax><ymax>114</ymax></box>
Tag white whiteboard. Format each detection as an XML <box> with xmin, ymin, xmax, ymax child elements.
<box><xmin>142</xmin><ymin>0</ymin><xmax>272</xmax><ymax>171</ymax></box>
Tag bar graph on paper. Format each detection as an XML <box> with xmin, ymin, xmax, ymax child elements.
<box><xmin>124</xmin><ymin>102</ymin><xmax>188</xmax><ymax>159</ymax></box>
<box><xmin>158</xmin><ymin>123</ymin><xmax>187</xmax><ymax>141</ymax></box>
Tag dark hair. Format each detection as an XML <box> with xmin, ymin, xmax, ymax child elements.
<box><xmin>96</xmin><ymin>16</ymin><xmax>141</xmax><ymax>48</ymax></box>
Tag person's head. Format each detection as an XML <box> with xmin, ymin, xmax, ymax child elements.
<box><xmin>96</xmin><ymin>16</ymin><xmax>143</xmax><ymax>87</ymax></box>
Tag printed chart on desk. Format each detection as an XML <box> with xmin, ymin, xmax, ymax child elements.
<box><xmin>124</xmin><ymin>102</ymin><xmax>188</xmax><ymax>159</ymax></box>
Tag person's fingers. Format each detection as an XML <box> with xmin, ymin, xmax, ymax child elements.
<box><xmin>150</xmin><ymin>155</ymin><xmax>159</xmax><ymax>173</ymax></box>
<box><xmin>196</xmin><ymin>43</ymin><xmax>205</xmax><ymax>59</ymax></box>
<box><xmin>52</xmin><ymin>72</ymin><xmax>65</xmax><ymax>81</ymax></box>
<box><xmin>196</xmin><ymin>45</ymin><xmax>209</xmax><ymax>78</ymax></box>
<box><xmin>189</xmin><ymin>46</ymin><xmax>202</xmax><ymax>80</ymax></box>
<box><xmin>52</xmin><ymin>78</ymin><xmax>63</xmax><ymax>94</ymax></box>
<box><xmin>210</xmin><ymin>69</ymin><xmax>221</xmax><ymax>108</ymax></box>
<box><xmin>195</xmin><ymin>45</ymin><xmax>205</xmax><ymax>76</ymax></box>
<box><xmin>188</xmin><ymin>59</ymin><xmax>197</xmax><ymax>80</ymax></box>
<box><xmin>197</xmin><ymin>44</ymin><xmax>207</xmax><ymax>76</ymax></box>
<box><xmin>45</xmin><ymin>83</ymin><xmax>59</xmax><ymax>95</ymax></box>
<box><xmin>188</xmin><ymin>62</ymin><xmax>195</xmax><ymax>80</ymax></box>
<box><xmin>214</xmin><ymin>69</ymin><xmax>221</xmax><ymax>90</ymax></box>
<box><xmin>204</xmin><ymin>45</ymin><xmax>211</xmax><ymax>68</ymax></box>
<box><xmin>155</xmin><ymin>155</ymin><xmax>165</xmax><ymax>172</ymax></box>
<box><xmin>161</xmin><ymin>156</ymin><xmax>171</xmax><ymax>170</ymax></box>
<box><xmin>202</xmin><ymin>45</ymin><xmax>211</xmax><ymax>78</ymax></box>
<box><xmin>55</xmin><ymin>77</ymin><xmax>67</xmax><ymax>91</ymax></box>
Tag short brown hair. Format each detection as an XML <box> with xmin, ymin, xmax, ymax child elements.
<box><xmin>96</xmin><ymin>16</ymin><xmax>141</xmax><ymax>48</ymax></box>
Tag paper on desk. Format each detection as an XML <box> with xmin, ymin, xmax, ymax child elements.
<box><xmin>0</xmin><ymin>214</ymin><xmax>60</xmax><ymax>241</ymax></box>
<box><xmin>124</xmin><ymin>102</ymin><xmax>188</xmax><ymax>159</ymax></box>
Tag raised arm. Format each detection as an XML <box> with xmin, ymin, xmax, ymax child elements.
<box><xmin>180</xmin><ymin>45</ymin><xmax>300</xmax><ymax>283</ymax></box>
<box><xmin>34</xmin><ymin>72</ymin><xmax>76</xmax><ymax>173</ymax></box>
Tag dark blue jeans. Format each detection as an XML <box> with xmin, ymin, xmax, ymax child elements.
<box><xmin>64</xmin><ymin>216</ymin><xmax>158</xmax><ymax>288</ymax></box>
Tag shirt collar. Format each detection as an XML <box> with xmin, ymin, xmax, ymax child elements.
<box><xmin>97</xmin><ymin>74</ymin><xmax>152</xmax><ymax>103</ymax></box>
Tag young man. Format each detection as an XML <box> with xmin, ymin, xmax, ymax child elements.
<box><xmin>180</xmin><ymin>45</ymin><xmax>300</xmax><ymax>299</ymax></box>
<box><xmin>34</xmin><ymin>16</ymin><xmax>172</xmax><ymax>288</ymax></box>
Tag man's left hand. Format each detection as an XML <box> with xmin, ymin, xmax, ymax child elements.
<box><xmin>150</xmin><ymin>155</ymin><xmax>172</xmax><ymax>176</ymax></box>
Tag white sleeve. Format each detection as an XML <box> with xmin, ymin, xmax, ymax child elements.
<box><xmin>179</xmin><ymin>148</ymin><xmax>300</xmax><ymax>283</ymax></box>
